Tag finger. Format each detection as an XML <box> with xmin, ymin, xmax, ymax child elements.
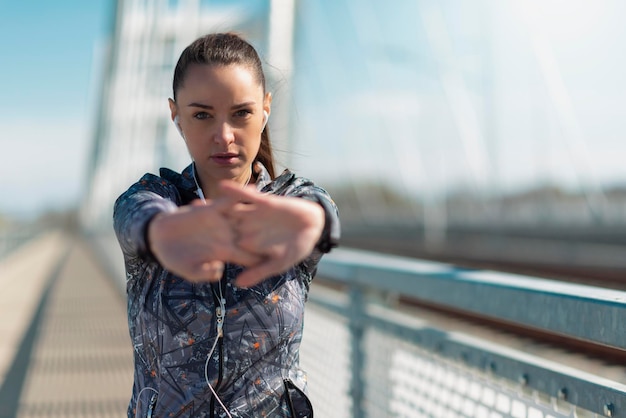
<box><xmin>229</xmin><ymin>201</ymin><xmax>257</xmax><ymax>214</ymax></box>
<box><xmin>218</xmin><ymin>181</ymin><xmax>267</xmax><ymax>204</ymax></box>
<box><xmin>225</xmin><ymin>246</ymin><xmax>264</xmax><ymax>267</ymax></box>
<box><xmin>205</xmin><ymin>194</ymin><xmax>242</xmax><ymax>215</ymax></box>
<box><xmin>225</xmin><ymin>202</ymin><xmax>257</xmax><ymax>226</ymax></box>
<box><xmin>234</xmin><ymin>232</ymin><xmax>268</xmax><ymax>254</ymax></box>
<box><xmin>190</xmin><ymin>199</ymin><xmax>207</xmax><ymax>207</ymax></box>
<box><xmin>190</xmin><ymin>260</ymin><xmax>225</xmax><ymax>282</ymax></box>
<box><xmin>235</xmin><ymin>258</ymin><xmax>289</xmax><ymax>288</ymax></box>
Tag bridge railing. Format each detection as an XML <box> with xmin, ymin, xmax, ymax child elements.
<box><xmin>0</xmin><ymin>225</ymin><xmax>40</xmax><ymax>261</ymax></box>
<box><xmin>301</xmin><ymin>248</ymin><xmax>626</xmax><ymax>418</ymax></box>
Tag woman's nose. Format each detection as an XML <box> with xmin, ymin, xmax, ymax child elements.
<box><xmin>213</xmin><ymin>121</ymin><xmax>235</xmax><ymax>145</ymax></box>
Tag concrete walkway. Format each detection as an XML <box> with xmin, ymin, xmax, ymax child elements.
<box><xmin>0</xmin><ymin>232</ymin><xmax>133</xmax><ymax>417</ymax></box>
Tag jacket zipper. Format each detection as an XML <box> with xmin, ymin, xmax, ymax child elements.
<box><xmin>210</xmin><ymin>275</ymin><xmax>227</xmax><ymax>418</ymax></box>
<box><xmin>146</xmin><ymin>392</ymin><xmax>157</xmax><ymax>418</ymax></box>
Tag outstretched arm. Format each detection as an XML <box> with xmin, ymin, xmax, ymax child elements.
<box><xmin>220</xmin><ymin>182</ymin><xmax>326</xmax><ymax>287</ymax></box>
<box><xmin>113</xmin><ymin>174</ymin><xmax>262</xmax><ymax>283</ymax></box>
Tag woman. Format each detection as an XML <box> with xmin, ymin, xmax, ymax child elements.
<box><xmin>113</xmin><ymin>33</ymin><xmax>339</xmax><ymax>418</ymax></box>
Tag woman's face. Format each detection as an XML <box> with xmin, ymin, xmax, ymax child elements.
<box><xmin>170</xmin><ymin>63</ymin><xmax>271</xmax><ymax>191</ymax></box>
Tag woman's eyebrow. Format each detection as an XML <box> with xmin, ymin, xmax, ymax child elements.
<box><xmin>186</xmin><ymin>101</ymin><xmax>256</xmax><ymax>110</ymax></box>
<box><xmin>187</xmin><ymin>102</ymin><xmax>213</xmax><ymax>109</ymax></box>
<box><xmin>231</xmin><ymin>101</ymin><xmax>256</xmax><ymax>109</ymax></box>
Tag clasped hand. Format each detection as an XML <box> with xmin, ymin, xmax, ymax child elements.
<box><xmin>148</xmin><ymin>181</ymin><xmax>325</xmax><ymax>288</ymax></box>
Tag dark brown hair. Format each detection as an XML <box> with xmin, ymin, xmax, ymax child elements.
<box><xmin>172</xmin><ymin>33</ymin><xmax>275</xmax><ymax>178</ymax></box>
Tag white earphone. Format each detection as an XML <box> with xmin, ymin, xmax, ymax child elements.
<box><xmin>262</xmin><ymin>110</ymin><xmax>269</xmax><ymax>130</ymax></box>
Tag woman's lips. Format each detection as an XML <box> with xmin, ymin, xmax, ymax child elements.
<box><xmin>211</xmin><ymin>152</ymin><xmax>239</xmax><ymax>165</ymax></box>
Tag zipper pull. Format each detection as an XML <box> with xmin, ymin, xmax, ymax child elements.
<box><xmin>146</xmin><ymin>392</ymin><xmax>157</xmax><ymax>418</ymax></box>
<box><xmin>216</xmin><ymin>298</ymin><xmax>226</xmax><ymax>338</ymax></box>
<box><xmin>216</xmin><ymin>313</ymin><xmax>224</xmax><ymax>337</ymax></box>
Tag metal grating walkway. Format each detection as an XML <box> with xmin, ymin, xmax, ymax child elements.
<box><xmin>0</xmin><ymin>232</ymin><xmax>133</xmax><ymax>417</ymax></box>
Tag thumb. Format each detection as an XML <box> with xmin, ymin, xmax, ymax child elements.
<box><xmin>190</xmin><ymin>198</ymin><xmax>208</xmax><ymax>207</ymax></box>
<box><xmin>218</xmin><ymin>181</ymin><xmax>265</xmax><ymax>204</ymax></box>
<box><xmin>206</xmin><ymin>192</ymin><xmax>243</xmax><ymax>215</ymax></box>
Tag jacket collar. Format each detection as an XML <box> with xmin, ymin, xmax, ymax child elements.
<box><xmin>254</xmin><ymin>161</ymin><xmax>273</xmax><ymax>189</ymax></box>
<box><xmin>159</xmin><ymin>161</ymin><xmax>278</xmax><ymax>202</ymax></box>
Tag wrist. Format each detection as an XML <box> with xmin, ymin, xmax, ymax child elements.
<box><xmin>145</xmin><ymin>212</ymin><xmax>166</xmax><ymax>262</ymax></box>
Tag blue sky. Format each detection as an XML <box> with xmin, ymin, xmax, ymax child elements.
<box><xmin>0</xmin><ymin>0</ymin><xmax>111</xmax><ymax>218</ymax></box>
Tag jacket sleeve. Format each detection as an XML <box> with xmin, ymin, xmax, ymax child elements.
<box><xmin>113</xmin><ymin>173</ymin><xmax>181</xmax><ymax>261</ymax></box>
<box><xmin>293</xmin><ymin>184</ymin><xmax>340</xmax><ymax>254</ymax></box>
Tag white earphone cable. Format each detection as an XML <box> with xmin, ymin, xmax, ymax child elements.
<box><xmin>134</xmin><ymin>386</ymin><xmax>159</xmax><ymax>418</ymax></box>
<box><xmin>204</xmin><ymin>283</ymin><xmax>233</xmax><ymax>418</ymax></box>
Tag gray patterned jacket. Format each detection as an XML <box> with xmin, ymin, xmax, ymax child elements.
<box><xmin>113</xmin><ymin>163</ymin><xmax>339</xmax><ymax>418</ymax></box>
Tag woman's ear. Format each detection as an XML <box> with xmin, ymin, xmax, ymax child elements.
<box><xmin>168</xmin><ymin>98</ymin><xmax>177</xmax><ymax>122</ymax></box>
<box><xmin>263</xmin><ymin>92</ymin><xmax>272</xmax><ymax>118</ymax></box>
<box><xmin>168</xmin><ymin>98</ymin><xmax>184</xmax><ymax>139</ymax></box>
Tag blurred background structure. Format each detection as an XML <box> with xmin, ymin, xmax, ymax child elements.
<box><xmin>79</xmin><ymin>0</ymin><xmax>626</xmax><ymax>285</ymax></box>
<box><xmin>2</xmin><ymin>0</ymin><xmax>626</xmax><ymax>417</ymax></box>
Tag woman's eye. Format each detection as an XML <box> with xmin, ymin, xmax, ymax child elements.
<box><xmin>234</xmin><ymin>109</ymin><xmax>252</xmax><ymax>118</ymax></box>
<box><xmin>193</xmin><ymin>112</ymin><xmax>211</xmax><ymax>120</ymax></box>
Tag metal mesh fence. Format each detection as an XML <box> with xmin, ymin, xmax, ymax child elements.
<box><xmin>300</xmin><ymin>303</ymin><xmax>353</xmax><ymax>418</ymax></box>
<box><xmin>364</xmin><ymin>329</ymin><xmax>601</xmax><ymax>418</ymax></box>
<box><xmin>301</xmin><ymin>293</ymin><xmax>604</xmax><ymax>418</ymax></box>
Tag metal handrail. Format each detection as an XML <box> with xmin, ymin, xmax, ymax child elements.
<box><xmin>318</xmin><ymin>247</ymin><xmax>626</xmax><ymax>351</ymax></box>
<box><xmin>315</xmin><ymin>247</ymin><xmax>626</xmax><ymax>417</ymax></box>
